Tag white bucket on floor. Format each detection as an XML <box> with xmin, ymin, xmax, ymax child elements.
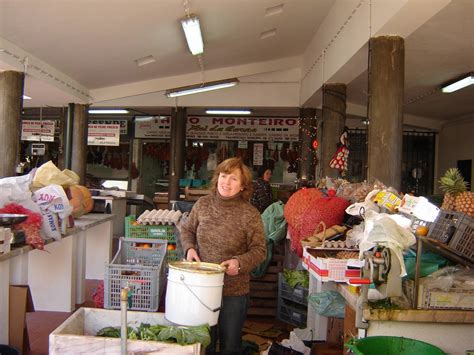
<box><xmin>165</xmin><ymin>261</ymin><xmax>226</xmax><ymax>326</ymax></box>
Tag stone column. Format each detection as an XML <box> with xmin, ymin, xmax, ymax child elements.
<box><xmin>0</xmin><ymin>71</ymin><xmax>24</xmax><ymax>177</ymax></box>
<box><xmin>70</xmin><ymin>104</ymin><xmax>89</xmax><ymax>185</ymax></box>
<box><xmin>168</xmin><ymin>107</ymin><xmax>186</xmax><ymax>203</ymax></box>
<box><xmin>297</xmin><ymin>107</ymin><xmax>317</xmax><ymax>181</ymax></box>
<box><xmin>321</xmin><ymin>83</ymin><xmax>346</xmax><ymax>178</ymax></box>
<box><xmin>367</xmin><ymin>36</ymin><xmax>404</xmax><ymax>190</ymax></box>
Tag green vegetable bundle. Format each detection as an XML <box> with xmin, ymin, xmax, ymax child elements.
<box><xmin>96</xmin><ymin>323</ymin><xmax>210</xmax><ymax>347</ymax></box>
<box><xmin>283</xmin><ymin>269</ymin><xmax>309</xmax><ymax>289</ymax></box>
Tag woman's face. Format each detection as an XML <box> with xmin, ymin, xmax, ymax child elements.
<box><xmin>218</xmin><ymin>169</ymin><xmax>243</xmax><ymax>198</ymax></box>
<box><xmin>263</xmin><ymin>169</ymin><xmax>272</xmax><ymax>182</ymax></box>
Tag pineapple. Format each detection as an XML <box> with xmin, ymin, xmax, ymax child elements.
<box><xmin>455</xmin><ymin>191</ymin><xmax>474</xmax><ymax>217</ymax></box>
<box><xmin>439</xmin><ymin>168</ymin><xmax>471</xmax><ymax>214</ymax></box>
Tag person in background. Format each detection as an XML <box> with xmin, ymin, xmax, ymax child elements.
<box><xmin>251</xmin><ymin>165</ymin><xmax>273</xmax><ymax>213</ymax></box>
<box><xmin>180</xmin><ymin>157</ymin><xmax>266</xmax><ymax>355</ymax></box>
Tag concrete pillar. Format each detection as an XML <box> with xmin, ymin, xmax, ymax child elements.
<box><xmin>297</xmin><ymin>107</ymin><xmax>317</xmax><ymax>181</ymax></box>
<box><xmin>70</xmin><ymin>104</ymin><xmax>89</xmax><ymax>185</ymax></box>
<box><xmin>0</xmin><ymin>71</ymin><xmax>24</xmax><ymax>177</ymax></box>
<box><xmin>321</xmin><ymin>83</ymin><xmax>346</xmax><ymax>178</ymax></box>
<box><xmin>367</xmin><ymin>36</ymin><xmax>404</xmax><ymax>190</ymax></box>
<box><xmin>168</xmin><ymin>107</ymin><xmax>186</xmax><ymax>203</ymax></box>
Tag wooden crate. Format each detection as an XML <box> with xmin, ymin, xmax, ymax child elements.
<box><xmin>248</xmin><ymin>244</ymin><xmax>285</xmax><ymax>317</ymax></box>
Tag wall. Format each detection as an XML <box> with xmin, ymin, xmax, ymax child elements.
<box><xmin>436</xmin><ymin>118</ymin><xmax>474</xmax><ymax>192</ymax></box>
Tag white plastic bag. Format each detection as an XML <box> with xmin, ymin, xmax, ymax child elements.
<box><xmin>33</xmin><ymin>184</ymin><xmax>73</xmax><ymax>241</ymax></box>
<box><xmin>0</xmin><ymin>173</ymin><xmax>42</xmax><ymax>215</ymax></box>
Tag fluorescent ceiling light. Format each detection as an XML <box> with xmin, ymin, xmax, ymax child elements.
<box><xmin>88</xmin><ymin>109</ymin><xmax>129</xmax><ymax>114</ymax></box>
<box><xmin>441</xmin><ymin>73</ymin><xmax>474</xmax><ymax>93</ymax></box>
<box><xmin>206</xmin><ymin>109</ymin><xmax>251</xmax><ymax>115</ymax></box>
<box><xmin>181</xmin><ymin>15</ymin><xmax>204</xmax><ymax>55</ymax></box>
<box><xmin>165</xmin><ymin>78</ymin><xmax>239</xmax><ymax>97</ymax></box>
<box><xmin>23</xmin><ymin>95</ymin><xmax>32</xmax><ymax>100</ymax></box>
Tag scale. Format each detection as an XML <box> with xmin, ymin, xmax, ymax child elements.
<box><xmin>0</xmin><ymin>213</ymin><xmax>28</xmax><ymax>246</ymax></box>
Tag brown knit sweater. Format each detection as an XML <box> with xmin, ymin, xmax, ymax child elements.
<box><xmin>180</xmin><ymin>192</ymin><xmax>266</xmax><ymax>296</ymax></box>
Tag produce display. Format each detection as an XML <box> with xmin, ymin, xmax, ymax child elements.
<box><xmin>439</xmin><ymin>168</ymin><xmax>474</xmax><ymax>217</ymax></box>
<box><xmin>96</xmin><ymin>323</ymin><xmax>210</xmax><ymax>347</ymax></box>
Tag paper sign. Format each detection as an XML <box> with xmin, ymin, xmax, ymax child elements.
<box><xmin>21</xmin><ymin>120</ymin><xmax>55</xmax><ymax>142</ymax></box>
<box><xmin>87</xmin><ymin>123</ymin><xmax>120</xmax><ymax>146</ymax></box>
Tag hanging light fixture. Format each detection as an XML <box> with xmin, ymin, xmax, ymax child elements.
<box><xmin>181</xmin><ymin>15</ymin><xmax>204</xmax><ymax>55</ymax></box>
<box><xmin>165</xmin><ymin>78</ymin><xmax>239</xmax><ymax>97</ymax></box>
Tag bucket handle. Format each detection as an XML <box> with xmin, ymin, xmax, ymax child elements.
<box><xmin>179</xmin><ymin>274</ymin><xmax>221</xmax><ymax>313</ymax></box>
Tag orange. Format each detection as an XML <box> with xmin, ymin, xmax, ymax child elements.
<box><xmin>167</xmin><ymin>244</ymin><xmax>176</xmax><ymax>251</ymax></box>
<box><xmin>416</xmin><ymin>226</ymin><xmax>429</xmax><ymax>236</ymax></box>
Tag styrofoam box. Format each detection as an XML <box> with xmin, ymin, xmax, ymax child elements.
<box><xmin>303</xmin><ymin>247</ymin><xmax>363</xmax><ymax>283</ymax></box>
<box><xmin>49</xmin><ymin>307</ymin><xmax>201</xmax><ymax>354</ymax></box>
<box><xmin>420</xmin><ymin>287</ymin><xmax>474</xmax><ymax>310</ymax></box>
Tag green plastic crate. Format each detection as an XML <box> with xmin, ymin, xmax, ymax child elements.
<box><xmin>125</xmin><ymin>215</ymin><xmax>176</xmax><ymax>241</ymax></box>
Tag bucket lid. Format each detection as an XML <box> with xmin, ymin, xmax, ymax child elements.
<box><xmin>168</xmin><ymin>261</ymin><xmax>226</xmax><ymax>274</ymax></box>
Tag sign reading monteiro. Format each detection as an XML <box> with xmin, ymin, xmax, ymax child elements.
<box><xmin>134</xmin><ymin>116</ymin><xmax>299</xmax><ymax>141</ymax></box>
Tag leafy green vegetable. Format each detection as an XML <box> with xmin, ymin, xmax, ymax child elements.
<box><xmin>368</xmin><ymin>299</ymin><xmax>401</xmax><ymax>310</ymax></box>
<box><xmin>96</xmin><ymin>326</ymin><xmax>120</xmax><ymax>338</ymax></box>
<box><xmin>95</xmin><ymin>323</ymin><xmax>210</xmax><ymax>347</ymax></box>
<box><xmin>283</xmin><ymin>269</ymin><xmax>309</xmax><ymax>289</ymax></box>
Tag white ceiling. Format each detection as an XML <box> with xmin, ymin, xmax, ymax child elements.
<box><xmin>0</xmin><ymin>0</ymin><xmax>473</xmax><ymax>123</ymax></box>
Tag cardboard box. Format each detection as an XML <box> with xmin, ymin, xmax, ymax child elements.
<box><xmin>9</xmin><ymin>285</ymin><xmax>34</xmax><ymax>352</ymax></box>
<box><xmin>303</xmin><ymin>248</ymin><xmax>362</xmax><ymax>283</ymax></box>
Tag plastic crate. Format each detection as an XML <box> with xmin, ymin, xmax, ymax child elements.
<box><xmin>125</xmin><ymin>215</ymin><xmax>176</xmax><ymax>241</ymax></box>
<box><xmin>428</xmin><ymin>210</ymin><xmax>466</xmax><ymax>244</ymax></box>
<box><xmin>104</xmin><ymin>237</ymin><xmax>167</xmax><ymax>312</ymax></box>
<box><xmin>447</xmin><ymin>214</ymin><xmax>473</xmax><ymax>260</ymax></box>
<box><xmin>278</xmin><ymin>273</ymin><xmax>308</xmax><ymax>306</ymax></box>
<box><xmin>277</xmin><ymin>298</ymin><xmax>307</xmax><ymax>328</ymax></box>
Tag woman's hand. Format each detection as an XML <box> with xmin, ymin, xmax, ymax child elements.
<box><xmin>220</xmin><ymin>258</ymin><xmax>240</xmax><ymax>276</ymax></box>
<box><xmin>186</xmin><ymin>248</ymin><xmax>201</xmax><ymax>262</ymax></box>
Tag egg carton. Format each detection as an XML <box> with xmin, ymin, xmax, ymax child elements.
<box><xmin>137</xmin><ymin>209</ymin><xmax>182</xmax><ymax>226</ymax></box>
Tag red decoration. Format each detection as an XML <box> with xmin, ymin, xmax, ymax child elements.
<box><xmin>312</xmin><ymin>139</ymin><xmax>319</xmax><ymax>150</ymax></box>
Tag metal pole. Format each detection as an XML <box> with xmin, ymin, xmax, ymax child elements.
<box><xmin>64</xmin><ymin>103</ymin><xmax>74</xmax><ymax>169</ymax></box>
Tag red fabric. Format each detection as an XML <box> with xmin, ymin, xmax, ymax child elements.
<box><xmin>0</xmin><ymin>203</ymin><xmax>44</xmax><ymax>250</ymax></box>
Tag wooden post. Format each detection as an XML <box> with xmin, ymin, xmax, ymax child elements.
<box><xmin>321</xmin><ymin>83</ymin><xmax>346</xmax><ymax>178</ymax></box>
<box><xmin>367</xmin><ymin>36</ymin><xmax>404</xmax><ymax>190</ymax></box>
<box><xmin>168</xmin><ymin>107</ymin><xmax>186</xmax><ymax>204</ymax></box>
<box><xmin>297</xmin><ymin>108</ymin><xmax>317</xmax><ymax>181</ymax></box>
<box><xmin>71</xmin><ymin>104</ymin><xmax>89</xmax><ymax>185</ymax></box>
<box><xmin>0</xmin><ymin>71</ymin><xmax>24</xmax><ymax>177</ymax></box>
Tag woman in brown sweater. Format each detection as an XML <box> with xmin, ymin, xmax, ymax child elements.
<box><xmin>180</xmin><ymin>157</ymin><xmax>266</xmax><ymax>355</ymax></box>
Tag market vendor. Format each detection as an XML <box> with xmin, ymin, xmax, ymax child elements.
<box><xmin>250</xmin><ymin>165</ymin><xmax>274</xmax><ymax>213</ymax></box>
<box><xmin>180</xmin><ymin>157</ymin><xmax>266</xmax><ymax>355</ymax></box>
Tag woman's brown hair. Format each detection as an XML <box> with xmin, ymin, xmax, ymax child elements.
<box><xmin>210</xmin><ymin>157</ymin><xmax>254</xmax><ymax>200</ymax></box>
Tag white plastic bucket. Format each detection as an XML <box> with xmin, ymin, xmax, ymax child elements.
<box><xmin>165</xmin><ymin>261</ymin><xmax>226</xmax><ymax>326</ymax></box>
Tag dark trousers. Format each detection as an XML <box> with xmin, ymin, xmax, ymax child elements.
<box><xmin>206</xmin><ymin>294</ymin><xmax>249</xmax><ymax>355</ymax></box>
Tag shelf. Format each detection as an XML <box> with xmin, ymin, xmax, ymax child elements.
<box><xmin>417</xmin><ymin>235</ymin><xmax>473</xmax><ymax>268</ymax></box>
<box><xmin>363</xmin><ymin>308</ymin><xmax>474</xmax><ymax>323</ymax></box>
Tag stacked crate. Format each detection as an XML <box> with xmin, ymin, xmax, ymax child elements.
<box><xmin>125</xmin><ymin>215</ymin><xmax>183</xmax><ymax>263</ymax></box>
<box><xmin>276</xmin><ymin>273</ymin><xmax>309</xmax><ymax>328</ymax></box>
<box><xmin>248</xmin><ymin>243</ymin><xmax>284</xmax><ymax>317</ymax></box>
<box><xmin>104</xmin><ymin>237</ymin><xmax>167</xmax><ymax>311</ymax></box>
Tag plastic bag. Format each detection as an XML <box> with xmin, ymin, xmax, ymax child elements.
<box><xmin>308</xmin><ymin>291</ymin><xmax>345</xmax><ymax>318</ymax></box>
<box><xmin>32</xmin><ymin>160</ymin><xmax>80</xmax><ymax>188</ymax></box>
<box><xmin>33</xmin><ymin>184</ymin><xmax>73</xmax><ymax>240</ymax></box>
<box><xmin>0</xmin><ymin>173</ymin><xmax>43</xmax><ymax>216</ymax></box>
